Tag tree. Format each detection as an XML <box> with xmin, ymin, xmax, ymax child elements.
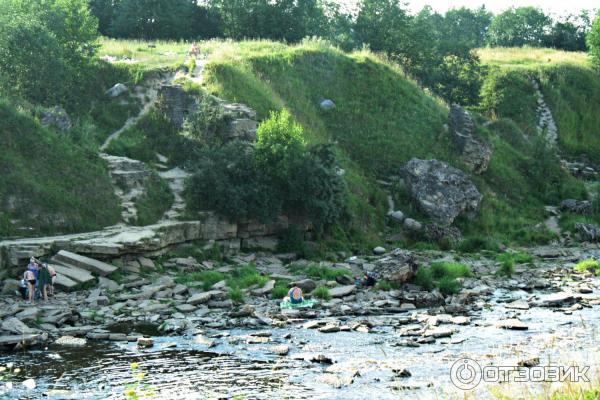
<box><xmin>110</xmin><ymin>0</ymin><xmax>199</xmax><ymax>40</ymax></box>
<box><xmin>354</xmin><ymin>0</ymin><xmax>412</xmax><ymax>54</ymax></box>
<box><xmin>0</xmin><ymin>0</ymin><xmax>98</xmax><ymax>105</ymax></box>
<box><xmin>588</xmin><ymin>10</ymin><xmax>600</xmax><ymax>69</ymax></box>
<box><xmin>90</xmin><ymin>0</ymin><xmax>121</xmax><ymax>36</ymax></box>
<box><xmin>208</xmin><ymin>0</ymin><xmax>327</xmax><ymax>42</ymax></box>
<box><xmin>487</xmin><ymin>7</ymin><xmax>552</xmax><ymax>47</ymax></box>
<box><xmin>546</xmin><ymin>12</ymin><xmax>591</xmax><ymax>51</ymax></box>
<box><xmin>443</xmin><ymin>6</ymin><xmax>493</xmax><ymax>50</ymax></box>
<box><xmin>0</xmin><ymin>13</ymin><xmax>68</xmax><ymax>104</ymax></box>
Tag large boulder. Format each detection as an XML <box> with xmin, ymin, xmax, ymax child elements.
<box><xmin>367</xmin><ymin>249</ymin><xmax>419</xmax><ymax>285</ymax></box>
<box><xmin>448</xmin><ymin>105</ymin><xmax>491</xmax><ymax>174</ymax></box>
<box><xmin>105</xmin><ymin>83</ymin><xmax>129</xmax><ymax>98</ymax></box>
<box><xmin>402</xmin><ymin>158</ymin><xmax>482</xmax><ymax>225</ymax></box>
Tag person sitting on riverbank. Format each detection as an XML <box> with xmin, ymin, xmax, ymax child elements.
<box><xmin>37</xmin><ymin>263</ymin><xmax>52</xmax><ymax>302</ymax></box>
<box><xmin>284</xmin><ymin>286</ymin><xmax>304</xmax><ymax>304</ymax></box>
<box><xmin>17</xmin><ymin>277</ymin><xmax>28</xmax><ymax>300</ymax></box>
<box><xmin>355</xmin><ymin>271</ymin><xmax>377</xmax><ymax>287</ymax></box>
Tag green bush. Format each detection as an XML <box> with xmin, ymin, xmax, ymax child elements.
<box><xmin>496</xmin><ymin>252</ymin><xmax>534</xmax><ymax>277</ymax></box>
<box><xmin>313</xmin><ymin>286</ymin><xmax>331</xmax><ymax>300</ymax></box>
<box><xmin>230</xmin><ymin>264</ymin><xmax>269</xmax><ymax>289</ymax></box>
<box><xmin>229</xmin><ymin>287</ymin><xmax>244</xmax><ymax>303</ymax></box>
<box><xmin>574</xmin><ymin>259</ymin><xmax>600</xmax><ymax>274</ymax></box>
<box><xmin>497</xmin><ymin>257</ymin><xmax>515</xmax><ymax>277</ymax></box>
<box><xmin>458</xmin><ymin>236</ymin><xmax>500</xmax><ymax>253</ymax></box>
<box><xmin>414</xmin><ymin>267</ymin><xmax>434</xmax><ymax>291</ymax></box>
<box><xmin>430</xmin><ymin>262</ymin><xmax>473</xmax><ymax>279</ymax></box>
<box><xmin>271</xmin><ymin>284</ymin><xmax>289</xmax><ymax>299</ymax></box>
<box><xmin>0</xmin><ymin>0</ymin><xmax>98</xmax><ymax>108</ymax></box>
<box><xmin>437</xmin><ymin>276</ymin><xmax>461</xmax><ymax>295</ymax></box>
<box><xmin>186</xmin><ymin>111</ymin><xmax>346</xmax><ymax>231</ymax></box>
<box><xmin>182</xmin><ymin>92</ymin><xmax>231</xmax><ymax>142</ymax></box>
<box><xmin>375</xmin><ymin>280</ymin><xmax>394</xmax><ymax>291</ymax></box>
<box><xmin>413</xmin><ymin>262</ymin><xmax>472</xmax><ymax>294</ymax></box>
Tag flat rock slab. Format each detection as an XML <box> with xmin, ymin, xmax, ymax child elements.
<box><xmin>187</xmin><ymin>292</ymin><xmax>212</xmax><ymax>305</ymax></box>
<box><xmin>423</xmin><ymin>327</ymin><xmax>454</xmax><ymax>338</ymax></box>
<box><xmin>53</xmin><ymin>250</ymin><xmax>116</xmax><ymax>276</ymax></box>
<box><xmin>0</xmin><ymin>333</ymin><xmax>44</xmax><ymax>347</ymax></box>
<box><xmin>540</xmin><ymin>292</ymin><xmax>577</xmax><ymax>307</ymax></box>
<box><xmin>496</xmin><ymin>319</ymin><xmax>528</xmax><ymax>330</ymax></box>
<box><xmin>329</xmin><ymin>285</ymin><xmax>356</xmax><ymax>298</ymax></box>
<box><xmin>505</xmin><ymin>300</ymin><xmax>530</xmax><ymax>310</ymax></box>
<box><xmin>53</xmin><ymin>274</ymin><xmax>78</xmax><ymax>290</ymax></box>
<box><xmin>50</xmin><ymin>263</ymin><xmax>95</xmax><ymax>284</ymax></box>
<box><xmin>1</xmin><ymin>317</ymin><xmax>36</xmax><ymax>335</ymax></box>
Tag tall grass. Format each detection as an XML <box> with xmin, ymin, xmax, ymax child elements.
<box><xmin>477</xmin><ymin>47</ymin><xmax>590</xmax><ymax>69</ymax></box>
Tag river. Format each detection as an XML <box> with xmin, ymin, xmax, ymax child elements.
<box><xmin>2</xmin><ymin>286</ymin><xmax>600</xmax><ymax>400</ymax></box>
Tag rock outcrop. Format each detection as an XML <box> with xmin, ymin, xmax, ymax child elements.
<box><xmin>157</xmin><ymin>85</ymin><xmax>196</xmax><ymax>129</ymax></box>
<box><xmin>448</xmin><ymin>104</ymin><xmax>491</xmax><ymax>174</ymax></box>
<box><xmin>531</xmin><ymin>78</ymin><xmax>558</xmax><ymax>146</ymax></box>
<box><xmin>402</xmin><ymin>158</ymin><xmax>482</xmax><ymax>225</ymax></box>
<box><xmin>100</xmin><ymin>154</ymin><xmax>151</xmax><ymax>224</ymax></box>
<box><xmin>220</xmin><ymin>103</ymin><xmax>258</xmax><ymax>142</ymax></box>
<box><xmin>576</xmin><ymin>223</ymin><xmax>600</xmax><ymax>242</ymax></box>
<box><xmin>40</xmin><ymin>106</ymin><xmax>72</xmax><ymax>133</ymax></box>
<box><xmin>367</xmin><ymin>249</ymin><xmax>419</xmax><ymax>285</ymax></box>
<box><xmin>560</xmin><ymin>199</ymin><xmax>592</xmax><ymax>215</ymax></box>
<box><xmin>158</xmin><ymin>85</ymin><xmax>258</xmax><ymax>142</ymax></box>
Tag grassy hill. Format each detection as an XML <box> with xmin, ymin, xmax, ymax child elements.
<box><xmin>0</xmin><ymin>100</ymin><xmax>121</xmax><ymax>237</ymax></box>
<box><xmin>101</xmin><ymin>39</ymin><xmax>588</xmax><ymax>250</ymax></box>
<box><xmin>478</xmin><ymin>47</ymin><xmax>600</xmax><ymax>162</ymax></box>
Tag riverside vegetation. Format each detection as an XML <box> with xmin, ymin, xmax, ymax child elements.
<box><xmin>2</xmin><ymin>1</ymin><xmax>600</xmax><ymax>399</ymax></box>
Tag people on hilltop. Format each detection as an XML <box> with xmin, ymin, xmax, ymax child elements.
<box><xmin>189</xmin><ymin>42</ymin><xmax>200</xmax><ymax>57</ymax></box>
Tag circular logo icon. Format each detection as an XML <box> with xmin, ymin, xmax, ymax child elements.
<box><xmin>450</xmin><ymin>358</ymin><xmax>482</xmax><ymax>390</ymax></box>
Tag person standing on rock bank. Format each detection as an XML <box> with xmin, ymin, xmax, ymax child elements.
<box><xmin>24</xmin><ymin>260</ymin><xmax>37</xmax><ymax>304</ymax></box>
<box><xmin>37</xmin><ymin>263</ymin><xmax>52</xmax><ymax>302</ymax></box>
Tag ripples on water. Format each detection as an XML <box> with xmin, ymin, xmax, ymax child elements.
<box><xmin>2</xmin><ymin>288</ymin><xmax>600</xmax><ymax>399</ymax></box>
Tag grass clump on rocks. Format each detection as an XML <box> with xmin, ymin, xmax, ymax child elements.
<box><xmin>574</xmin><ymin>259</ymin><xmax>600</xmax><ymax>275</ymax></box>
<box><xmin>414</xmin><ymin>262</ymin><xmax>472</xmax><ymax>295</ymax></box>
<box><xmin>287</xmin><ymin>263</ymin><xmax>350</xmax><ymax>280</ymax></box>
<box><xmin>313</xmin><ymin>286</ymin><xmax>331</xmax><ymax>300</ymax></box>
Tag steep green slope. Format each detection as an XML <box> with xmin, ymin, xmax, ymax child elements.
<box><xmin>0</xmin><ymin>100</ymin><xmax>120</xmax><ymax>237</ymax></box>
<box><xmin>198</xmin><ymin>41</ymin><xmax>586</xmax><ymax>248</ymax></box>
<box><xmin>479</xmin><ymin>49</ymin><xmax>600</xmax><ymax>162</ymax></box>
<box><xmin>204</xmin><ymin>42</ymin><xmax>452</xmax><ymax>176</ymax></box>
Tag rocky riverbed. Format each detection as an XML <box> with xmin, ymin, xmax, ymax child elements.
<box><xmin>2</xmin><ymin>245</ymin><xmax>600</xmax><ymax>398</ymax></box>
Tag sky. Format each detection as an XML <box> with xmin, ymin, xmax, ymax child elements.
<box><xmin>339</xmin><ymin>0</ymin><xmax>597</xmax><ymax>15</ymax></box>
